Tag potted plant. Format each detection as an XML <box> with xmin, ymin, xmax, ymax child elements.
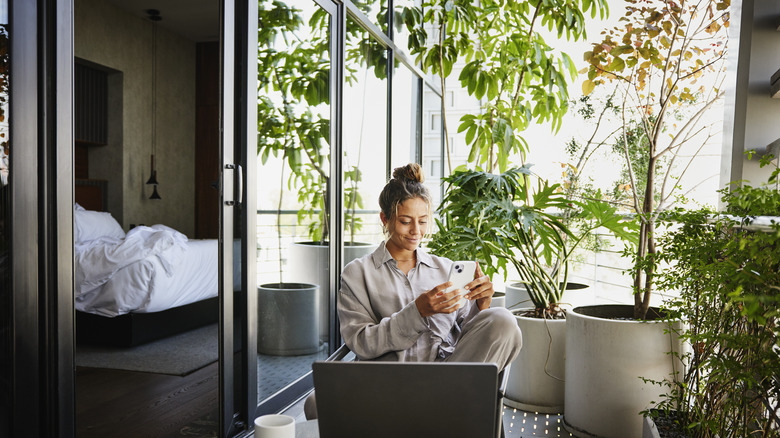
<box><xmin>256</xmin><ymin>4</ymin><xmax>380</xmax><ymax>342</ymax></box>
<box><xmin>404</xmin><ymin>0</ymin><xmax>617</xmax><ymax>414</ymax></box>
<box><xmin>254</xmin><ymin>2</ymin><xmax>328</xmax><ymax>355</ymax></box>
<box><xmin>428</xmin><ymin>165</ymin><xmax>636</xmax><ymax>412</ymax></box>
<box><xmin>644</xmin><ymin>155</ymin><xmax>780</xmax><ymax>438</ymax></box>
<box><xmin>256</xmin><ymin>107</ymin><xmax>320</xmax><ymax>356</ymax></box>
<box><xmin>564</xmin><ymin>1</ymin><xmax>731</xmax><ymax>436</ymax></box>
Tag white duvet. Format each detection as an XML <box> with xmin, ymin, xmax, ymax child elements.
<box><xmin>75</xmin><ymin>224</ymin><xmax>232</xmax><ymax>317</ymax></box>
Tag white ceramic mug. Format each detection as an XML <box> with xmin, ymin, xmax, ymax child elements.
<box><xmin>254</xmin><ymin>414</ymin><xmax>296</xmax><ymax>438</ymax></box>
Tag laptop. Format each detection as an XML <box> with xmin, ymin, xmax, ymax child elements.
<box><xmin>312</xmin><ymin>361</ymin><xmax>500</xmax><ymax>438</ymax></box>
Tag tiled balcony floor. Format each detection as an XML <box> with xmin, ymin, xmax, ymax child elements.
<box><xmin>502</xmin><ymin>408</ymin><xmax>571</xmax><ymax>437</ymax></box>
<box><xmin>283</xmin><ymin>397</ymin><xmax>572</xmax><ymax>437</ymax></box>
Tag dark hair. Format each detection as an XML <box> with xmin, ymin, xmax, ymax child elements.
<box><xmin>378</xmin><ymin>163</ymin><xmax>432</xmax><ymax>224</ymax></box>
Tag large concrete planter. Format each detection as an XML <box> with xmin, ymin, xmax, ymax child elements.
<box><xmin>502</xmin><ymin>282</ymin><xmax>589</xmax><ymax>413</ymax></box>
<box><xmin>289</xmin><ymin>241</ymin><xmax>375</xmax><ymax>341</ymax></box>
<box><xmin>504</xmin><ymin>308</ymin><xmax>566</xmax><ymax>413</ymax></box>
<box><xmin>563</xmin><ymin>305</ymin><xmax>683</xmax><ymax>438</ymax></box>
<box><xmin>257</xmin><ymin>283</ymin><xmax>320</xmax><ymax>356</ymax></box>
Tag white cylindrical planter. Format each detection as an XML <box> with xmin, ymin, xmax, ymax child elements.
<box><xmin>564</xmin><ymin>305</ymin><xmax>683</xmax><ymax>438</ymax></box>
<box><xmin>289</xmin><ymin>242</ymin><xmax>375</xmax><ymax>341</ymax></box>
<box><xmin>490</xmin><ymin>291</ymin><xmax>506</xmax><ymax>308</ymax></box>
<box><xmin>257</xmin><ymin>283</ymin><xmax>320</xmax><ymax>356</ymax></box>
<box><xmin>505</xmin><ymin>281</ymin><xmax>593</xmax><ymax>311</ymax></box>
<box><xmin>505</xmin><ymin>282</ymin><xmax>532</xmax><ymax>310</ymax></box>
<box><xmin>504</xmin><ymin>309</ymin><xmax>566</xmax><ymax>413</ymax></box>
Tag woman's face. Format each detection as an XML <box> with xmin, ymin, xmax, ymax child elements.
<box><xmin>382</xmin><ymin>197</ymin><xmax>429</xmax><ymax>253</ymax></box>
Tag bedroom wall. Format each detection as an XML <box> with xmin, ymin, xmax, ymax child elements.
<box><xmin>74</xmin><ymin>0</ymin><xmax>196</xmax><ymax>237</ymax></box>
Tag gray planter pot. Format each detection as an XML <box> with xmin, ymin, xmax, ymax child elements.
<box><xmin>563</xmin><ymin>304</ymin><xmax>683</xmax><ymax>438</ymax></box>
<box><xmin>289</xmin><ymin>241</ymin><xmax>375</xmax><ymax>341</ymax></box>
<box><xmin>257</xmin><ymin>282</ymin><xmax>321</xmax><ymax>356</ymax></box>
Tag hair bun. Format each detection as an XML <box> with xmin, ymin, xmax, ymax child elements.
<box><xmin>392</xmin><ymin>163</ymin><xmax>424</xmax><ymax>184</ymax></box>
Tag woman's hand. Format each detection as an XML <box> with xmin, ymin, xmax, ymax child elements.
<box><xmin>464</xmin><ymin>262</ymin><xmax>493</xmax><ymax>310</ymax></box>
<box><xmin>415</xmin><ymin>282</ymin><xmax>462</xmax><ymax>318</ymax></box>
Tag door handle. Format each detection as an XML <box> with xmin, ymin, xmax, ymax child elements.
<box><xmin>224</xmin><ymin>164</ymin><xmax>242</xmax><ymax>207</ymax></box>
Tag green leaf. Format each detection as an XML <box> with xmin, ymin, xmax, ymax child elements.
<box><xmin>607</xmin><ymin>56</ymin><xmax>625</xmax><ymax>72</ymax></box>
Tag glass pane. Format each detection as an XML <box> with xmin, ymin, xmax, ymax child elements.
<box><xmin>353</xmin><ymin>0</ymin><xmax>388</xmax><ymax>35</ymax></box>
<box><xmin>344</xmin><ymin>16</ymin><xmax>387</xmax><ymax>253</ymax></box>
<box><xmin>390</xmin><ymin>62</ymin><xmax>416</xmax><ymax>170</ymax></box>
<box><xmin>255</xmin><ymin>0</ymin><xmax>331</xmax><ymax>406</ymax></box>
<box><xmin>0</xmin><ymin>1</ymin><xmax>9</xmax><ymax>434</ymax></box>
<box><xmin>74</xmin><ymin>3</ymin><xmax>222</xmax><ymax>436</ymax></box>
<box><xmin>392</xmin><ymin>0</ymin><xmax>416</xmax><ymax>53</ymax></box>
<box><xmin>421</xmin><ymin>82</ymin><xmax>443</xmax><ymax>207</ymax></box>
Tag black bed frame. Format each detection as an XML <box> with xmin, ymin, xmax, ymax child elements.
<box><xmin>76</xmin><ymin>296</ymin><xmax>219</xmax><ymax>347</ymax></box>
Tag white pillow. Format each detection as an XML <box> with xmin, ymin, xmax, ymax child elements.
<box><xmin>74</xmin><ymin>209</ymin><xmax>125</xmax><ymax>243</ymax></box>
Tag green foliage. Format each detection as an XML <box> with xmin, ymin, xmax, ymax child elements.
<box><xmin>256</xmin><ymin>1</ymin><xmax>370</xmax><ymax>243</ymax></box>
<box><xmin>404</xmin><ymin>0</ymin><xmax>609</xmax><ymax>173</ymax></box>
<box><xmin>582</xmin><ymin>0</ymin><xmax>730</xmax><ymax>319</ymax></box>
<box><xmin>257</xmin><ymin>1</ymin><xmax>331</xmax><ymax>243</ymax></box>
<box><xmin>727</xmin><ymin>153</ymin><xmax>780</xmax><ymax>217</ymax></box>
<box><xmin>427</xmin><ymin>167</ymin><xmax>637</xmax><ymax>315</ymax></box>
<box><xmin>654</xmin><ymin>190</ymin><xmax>780</xmax><ymax>437</ymax></box>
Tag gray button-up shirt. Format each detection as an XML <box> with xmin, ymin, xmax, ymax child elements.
<box><xmin>337</xmin><ymin>241</ymin><xmax>481</xmax><ymax>362</ymax></box>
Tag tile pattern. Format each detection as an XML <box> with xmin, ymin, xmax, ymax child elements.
<box><xmin>502</xmin><ymin>407</ymin><xmax>573</xmax><ymax>437</ymax></box>
<box><xmin>257</xmin><ymin>344</ymin><xmax>329</xmax><ymax>399</ymax></box>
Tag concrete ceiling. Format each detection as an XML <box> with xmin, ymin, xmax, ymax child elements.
<box><xmin>105</xmin><ymin>0</ymin><xmax>220</xmax><ymax>42</ymax></box>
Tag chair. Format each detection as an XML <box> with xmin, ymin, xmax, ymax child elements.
<box><xmin>307</xmin><ymin>344</ymin><xmax>508</xmax><ymax>438</ymax></box>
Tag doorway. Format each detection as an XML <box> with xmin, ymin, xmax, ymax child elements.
<box><xmin>73</xmin><ymin>0</ymin><xmax>223</xmax><ymax>436</ymax></box>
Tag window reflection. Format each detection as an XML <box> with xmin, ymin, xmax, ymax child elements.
<box><xmin>254</xmin><ymin>0</ymin><xmax>444</xmax><ymax>412</ymax></box>
<box><xmin>422</xmin><ymin>83</ymin><xmax>443</xmax><ymax>206</ymax></box>
<box><xmin>344</xmin><ymin>16</ymin><xmax>387</xmax><ymax>248</ymax></box>
<box><xmin>391</xmin><ymin>63</ymin><xmax>417</xmax><ymax>169</ymax></box>
<box><xmin>256</xmin><ymin>0</ymin><xmax>332</xmax><ymax>404</ymax></box>
<box><xmin>392</xmin><ymin>0</ymin><xmax>416</xmax><ymax>53</ymax></box>
<box><xmin>352</xmin><ymin>0</ymin><xmax>388</xmax><ymax>35</ymax></box>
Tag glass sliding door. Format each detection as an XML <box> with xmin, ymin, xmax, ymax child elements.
<box><xmin>6</xmin><ymin>0</ymin><xmax>75</xmax><ymax>435</ymax></box>
<box><xmin>342</xmin><ymin>15</ymin><xmax>387</xmax><ymax>254</ymax></box>
<box><xmin>422</xmin><ymin>82</ymin><xmax>445</xmax><ymax>206</ymax></box>
<box><xmin>390</xmin><ymin>63</ymin><xmax>419</xmax><ymax>170</ymax></box>
<box><xmin>254</xmin><ymin>0</ymin><xmax>336</xmax><ymax>414</ymax></box>
<box><xmin>0</xmin><ymin>1</ymin><xmax>10</xmax><ymax>434</ymax></box>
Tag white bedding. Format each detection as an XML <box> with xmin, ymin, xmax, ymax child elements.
<box><xmin>75</xmin><ymin>224</ymin><xmax>236</xmax><ymax>317</ymax></box>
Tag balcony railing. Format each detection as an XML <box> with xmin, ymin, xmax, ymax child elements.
<box><xmin>255</xmin><ymin>210</ymin><xmax>384</xmax><ymax>285</ymax></box>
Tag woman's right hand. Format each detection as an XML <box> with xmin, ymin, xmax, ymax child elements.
<box><xmin>415</xmin><ymin>282</ymin><xmax>462</xmax><ymax>318</ymax></box>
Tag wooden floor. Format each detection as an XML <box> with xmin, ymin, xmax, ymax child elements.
<box><xmin>75</xmin><ymin>362</ymin><xmax>219</xmax><ymax>438</ymax></box>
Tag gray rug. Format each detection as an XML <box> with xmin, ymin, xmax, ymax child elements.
<box><xmin>76</xmin><ymin>324</ymin><xmax>219</xmax><ymax>376</ymax></box>
<box><xmin>76</xmin><ymin>322</ymin><xmax>331</xmax><ymax>394</ymax></box>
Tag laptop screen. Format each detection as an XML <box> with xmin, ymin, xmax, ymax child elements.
<box><xmin>312</xmin><ymin>361</ymin><xmax>499</xmax><ymax>438</ymax></box>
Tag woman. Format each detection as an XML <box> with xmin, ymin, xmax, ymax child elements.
<box><xmin>337</xmin><ymin>163</ymin><xmax>522</xmax><ymax>369</ymax></box>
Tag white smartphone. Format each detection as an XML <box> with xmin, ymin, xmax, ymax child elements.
<box><xmin>445</xmin><ymin>261</ymin><xmax>477</xmax><ymax>307</ymax></box>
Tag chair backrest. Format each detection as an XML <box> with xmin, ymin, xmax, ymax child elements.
<box><xmin>312</xmin><ymin>360</ymin><xmax>500</xmax><ymax>438</ymax></box>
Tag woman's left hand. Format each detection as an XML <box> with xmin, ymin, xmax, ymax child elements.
<box><xmin>464</xmin><ymin>262</ymin><xmax>493</xmax><ymax>310</ymax></box>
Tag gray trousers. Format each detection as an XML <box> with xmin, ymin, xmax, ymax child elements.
<box><xmin>304</xmin><ymin>307</ymin><xmax>523</xmax><ymax>420</ymax></box>
<box><xmin>442</xmin><ymin>307</ymin><xmax>523</xmax><ymax>371</ymax></box>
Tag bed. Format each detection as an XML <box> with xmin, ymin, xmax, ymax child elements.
<box><xmin>73</xmin><ymin>203</ymin><xmax>235</xmax><ymax>347</ymax></box>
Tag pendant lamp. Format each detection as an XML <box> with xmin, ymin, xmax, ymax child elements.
<box><xmin>146</xmin><ymin>9</ymin><xmax>162</xmax><ymax>199</ymax></box>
